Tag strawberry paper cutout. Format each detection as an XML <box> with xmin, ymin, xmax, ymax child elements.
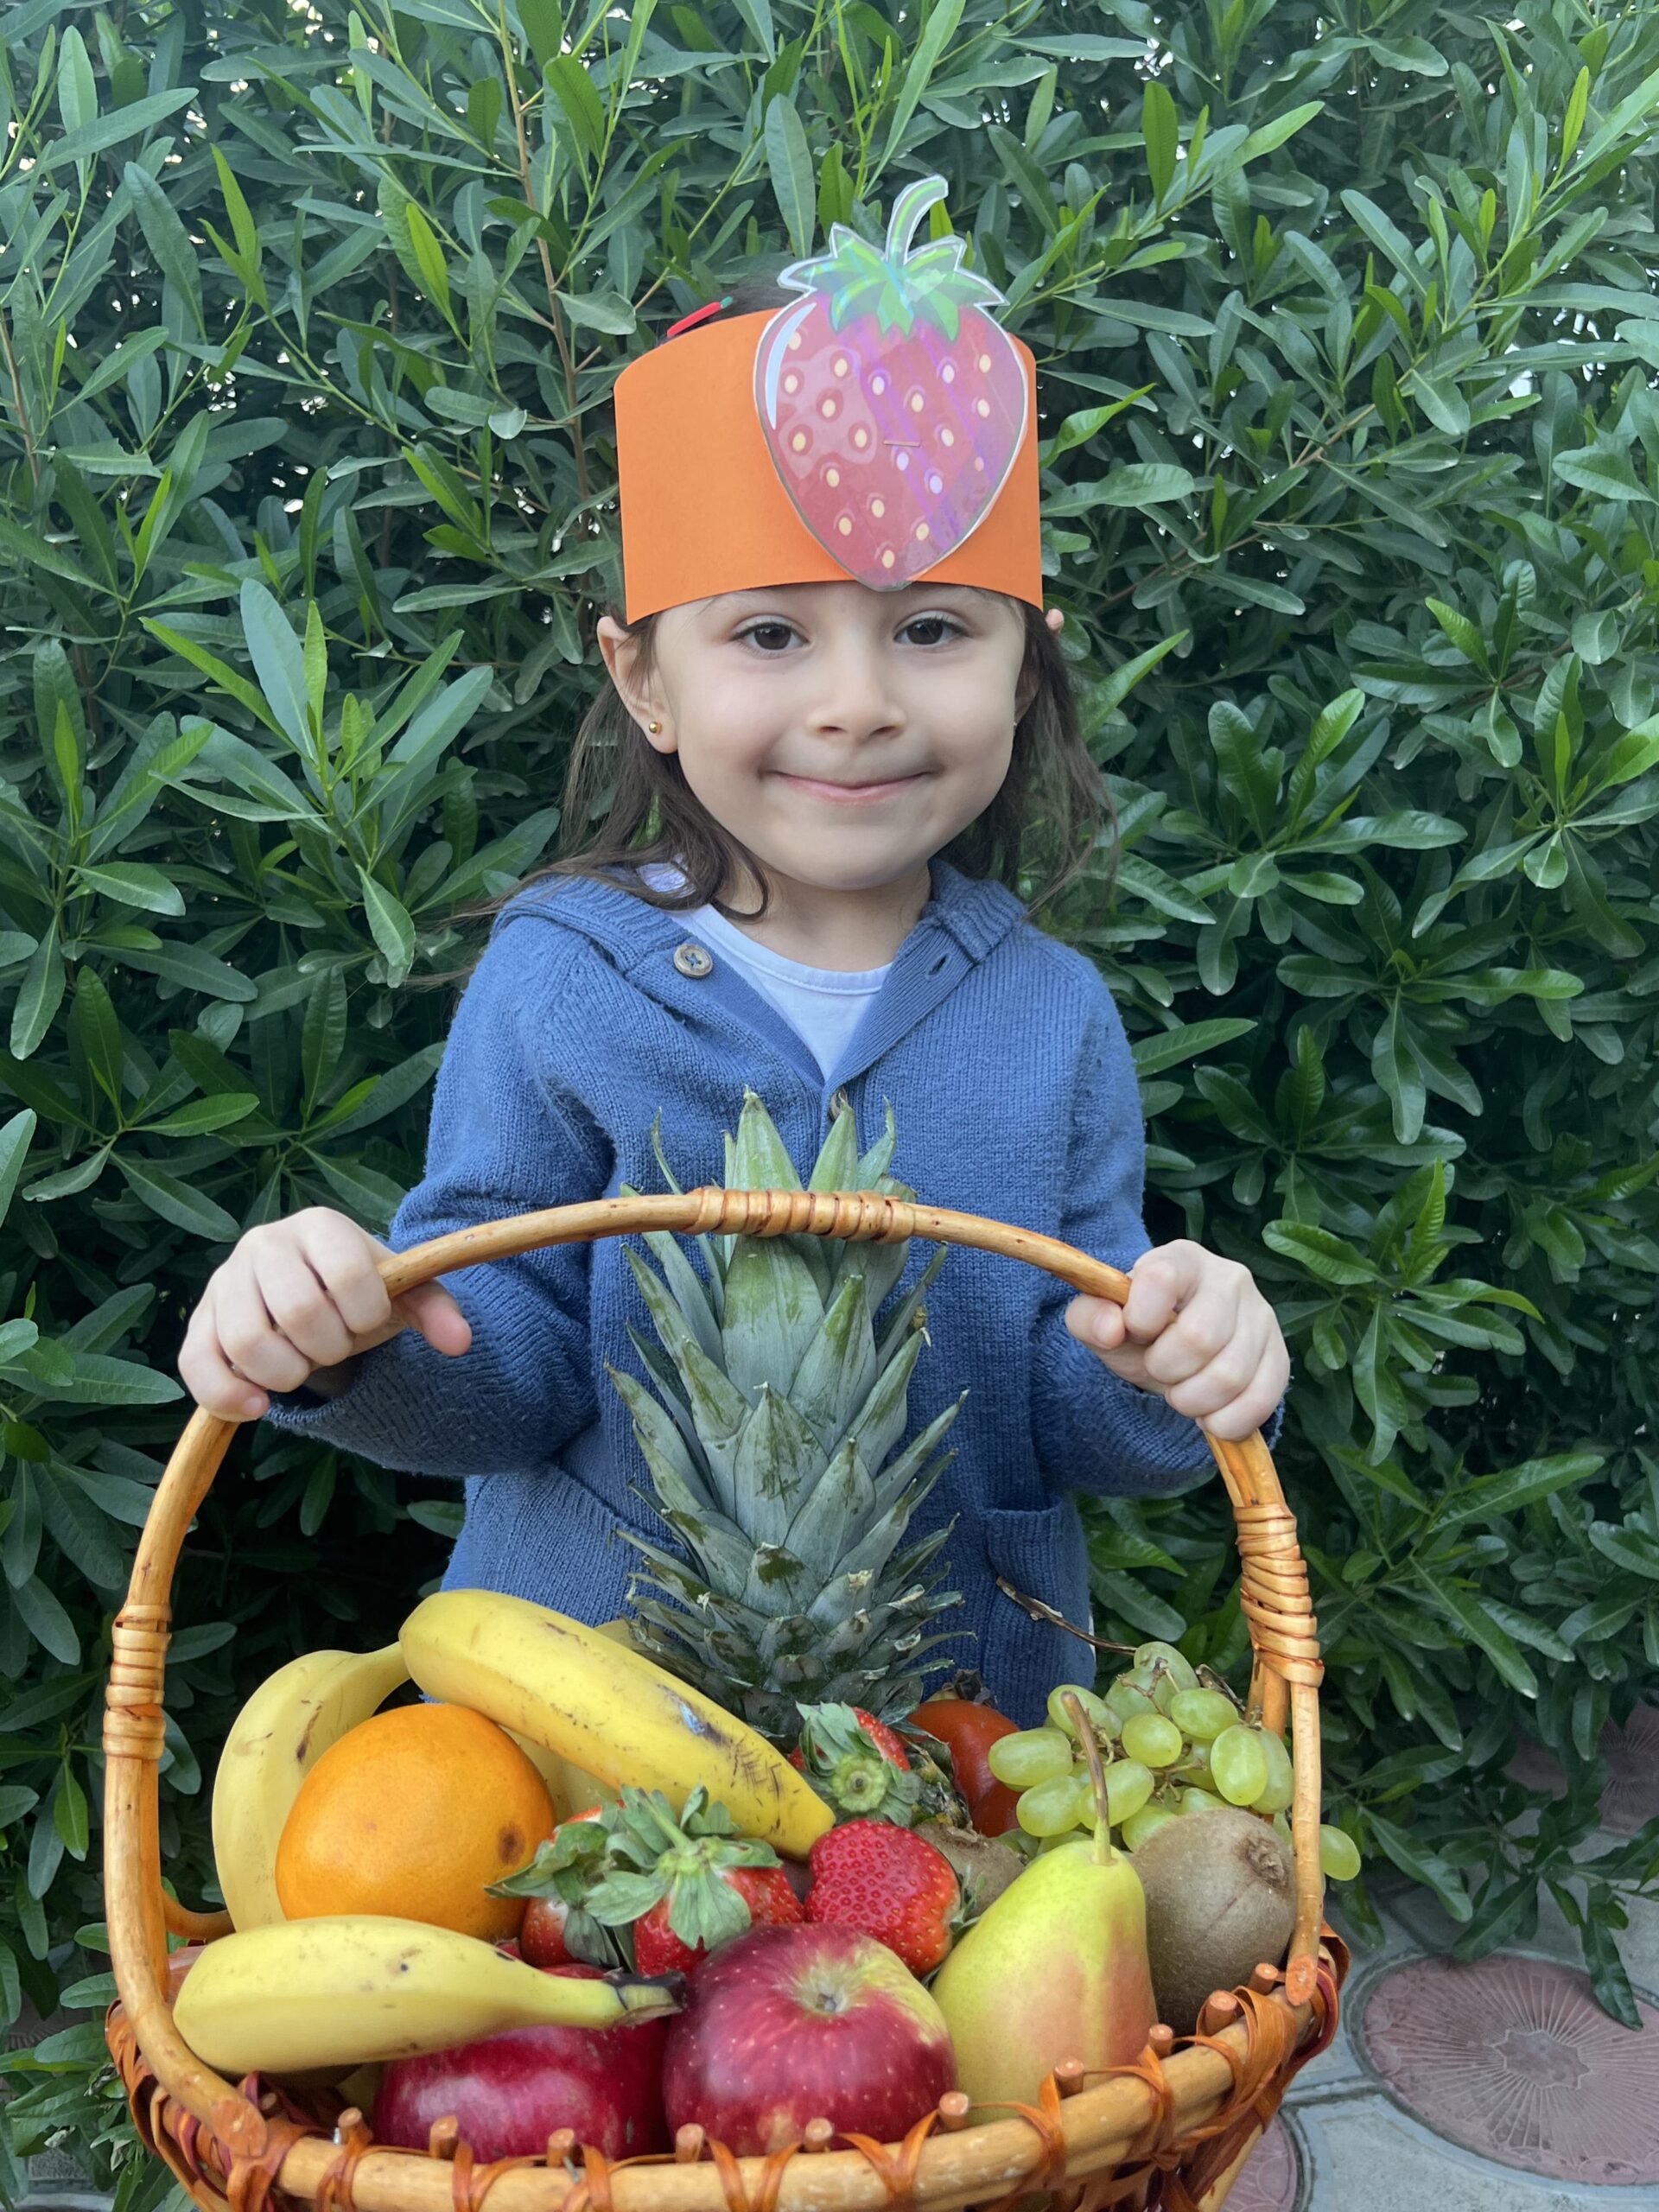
<box><xmin>753</xmin><ymin>175</ymin><xmax>1028</xmax><ymax>592</ymax></box>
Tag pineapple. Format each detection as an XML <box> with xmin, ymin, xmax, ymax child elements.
<box><xmin>605</xmin><ymin>1090</ymin><xmax>966</xmax><ymax>1745</ymax></box>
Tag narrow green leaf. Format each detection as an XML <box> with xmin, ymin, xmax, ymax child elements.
<box><xmin>72</xmin><ymin>861</ymin><xmax>186</xmax><ymax>917</ymax></box>
<box><xmin>357</xmin><ymin>869</ymin><xmax>416</xmax><ymax>983</ymax></box>
<box><xmin>1130</xmin><ymin>1018</ymin><xmax>1255</xmax><ymax>1077</ymax></box>
<box><xmin>0</xmin><ymin>1109</ymin><xmax>37</xmax><ymax>1227</ymax></box>
<box><xmin>239</xmin><ymin>580</ymin><xmax>311</xmax><ymax>751</ymax></box>
<box><xmin>556</xmin><ymin>289</ymin><xmax>636</xmax><ymax>334</ymax></box>
<box><xmin>43</xmin><ymin>87</ymin><xmax>195</xmax><ymax>168</ymax></box>
<box><xmin>765</xmin><ymin>97</ymin><xmax>814</xmax><ymax>258</ymax></box>
<box><xmin>115</xmin><ymin>1155</ymin><xmax>241</xmax><ymax>1241</ymax></box>
<box><xmin>141</xmin><ymin>1094</ymin><xmax>259</xmax><ymax>1137</ymax></box>
<box><xmin>117</xmin><ymin>943</ymin><xmax>257</xmax><ymax>1003</ymax></box>
<box><xmin>122</xmin><ymin>162</ymin><xmax>205</xmax><ymax>336</ymax></box>
<box><xmin>1341</xmin><ymin>190</ymin><xmax>1427</xmax><ymax>289</ymax></box>
<box><xmin>1141</xmin><ymin>80</ymin><xmax>1178</xmax><ymax>202</ymax></box>
<box><xmin>882</xmin><ymin>0</ymin><xmax>966</xmax><ymax>162</ymax></box>
<box><xmin>73</xmin><ymin>967</ymin><xmax>124</xmax><ymax>1110</ymax></box>
<box><xmin>403</xmin><ymin>200</ymin><xmax>454</xmax><ymax>321</ymax></box>
<box><xmin>729</xmin><ymin>0</ymin><xmax>775</xmax><ymax>59</ymax></box>
<box><xmin>11</xmin><ymin>925</ymin><xmax>66</xmax><ymax>1060</ymax></box>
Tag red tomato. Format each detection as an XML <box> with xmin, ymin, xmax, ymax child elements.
<box><xmin>910</xmin><ymin>1698</ymin><xmax>1021</xmax><ymax>1835</ymax></box>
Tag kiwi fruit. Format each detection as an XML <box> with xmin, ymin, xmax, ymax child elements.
<box><xmin>914</xmin><ymin>1820</ymin><xmax>1025</xmax><ymax>1914</ymax></box>
<box><xmin>1129</xmin><ymin>1806</ymin><xmax>1296</xmax><ymax>2034</ymax></box>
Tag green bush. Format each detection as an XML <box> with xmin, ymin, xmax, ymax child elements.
<box><xmin>3</xmin><ymin>0</ymin><xmax>1659</xmax><ymax>2190</ymax></box>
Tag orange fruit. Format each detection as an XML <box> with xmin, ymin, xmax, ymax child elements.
<box><xmin>274</xmin><ymin>1702</ymin><xmax>555</xmax><ymax>1940</ymax></box>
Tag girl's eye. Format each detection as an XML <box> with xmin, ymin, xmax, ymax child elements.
<box><xmin>737</xmin><ymin>622</ymin><xmax>798</xmax><ymax>654</ymax></box>
<box><xmin>734</xmin><ymin>615</ymin><xmax>967</xmax><ymax>654</ymax></box>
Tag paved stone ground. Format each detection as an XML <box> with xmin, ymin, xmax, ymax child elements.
<box><xmin>1237</xmin><ymin>1707</ymin><xmax>1659</xmax><ymax>2211</ymax></box>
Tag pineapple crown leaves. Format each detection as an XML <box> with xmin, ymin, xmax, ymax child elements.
<box><xmin>606</xmin><ymin>1090</ymin><xmax>965</xmax><ymax>1741</ymax></box>
<box><xmin>793</xmin><ymin>1701</ymin><xmax>923</xmax><ymax>1826</ymax></box>
<box><xmin>774</xmin><ymin>175</ymin><xmax>1012</xmax><ymax>346</ymax></box>
<box><xmin>583</xmin><ymin>1784</ymin><xmax>782</xmax><ymax>1951</ymax></box>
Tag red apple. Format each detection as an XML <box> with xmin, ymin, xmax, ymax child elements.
<box><xmin>662</xmin><ymin>1923</ymin><xmax>956</xmax><ymax>2155</ymax></box>
<box><xmin>372</xmin><ymin>1965</ymin><xmax>669</xmax><ymax>2160</ymax></box>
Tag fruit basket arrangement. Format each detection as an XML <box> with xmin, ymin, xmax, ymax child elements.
<box><xmin>103</xmin><ymin>1103</ymin><xmax>1348</xmax><ymax>2212</ymax></box>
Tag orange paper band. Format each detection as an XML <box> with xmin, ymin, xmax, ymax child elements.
<box><xmin>614</xmin><ymin>308</ymin><xmax>1043</xmax><ymax>623</ymax></box>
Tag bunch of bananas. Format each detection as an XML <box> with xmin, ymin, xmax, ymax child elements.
<box><xmin>192</xmin><ymin>1590</ymin><xmax>830</xmax><ymax>2075</ymax></box>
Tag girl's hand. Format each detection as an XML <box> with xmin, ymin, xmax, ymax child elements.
<box><xmin>1064</xmin><ymin>1240</ymin><xmax>1287</xmax><ymax>1442</ymax></box>
<box><xmin>179</xmin><ymin>1206</ymin><xmax>473</xmax><ymax>1421</ymax></box>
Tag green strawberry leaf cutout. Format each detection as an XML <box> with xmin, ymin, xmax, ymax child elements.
<box><xmin>753</xmin><ymin>175</ymin><xmax>1029</xmax><ymax>591</ymax></box>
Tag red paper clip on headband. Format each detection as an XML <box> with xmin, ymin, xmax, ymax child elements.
<box><xmin>613</xmin><ymin>179</ymin><xmax>1042</xmax><ymax>623</ymax></box>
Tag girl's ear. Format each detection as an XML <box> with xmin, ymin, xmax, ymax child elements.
<box><xmin>1014</xmin><ymin>632</ymin><xmax>1046</xmax><ymax>721</ymax></box>
<box><xmin>596</xmin><ymin>613</ymin><xmax>674</xmax><ymax>751</ymax></box>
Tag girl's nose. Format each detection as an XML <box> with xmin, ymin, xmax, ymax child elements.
<box><xmin>807</xmin><ymin>646</ymin><xmax>908</xmax><ymax>734</ymax></box>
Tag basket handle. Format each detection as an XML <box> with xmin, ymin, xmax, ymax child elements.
<box><xmin>103</xmin><ymin>1186</ymin><xmax>1325</xmax><ymax>2145</ymax></box>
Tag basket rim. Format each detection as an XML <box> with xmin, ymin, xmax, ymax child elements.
<box><xmin>100</xmin><ymin>1185</ymin><xmax>1329</xmax><ymax>2187</ymax></box>
<box><xmin>107</xmin><ymin>1942</ymin><xmax>1348</xmax><ymax>2212</ymax></box>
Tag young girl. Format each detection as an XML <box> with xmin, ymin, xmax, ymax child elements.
<box><xmin>181</xmin><ymin>194</ymin><xmax>1287</xmax><ymax>1726</ymax></box>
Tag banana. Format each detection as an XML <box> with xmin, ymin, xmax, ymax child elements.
<box><xmin>172</xmin><ymin>1915</ymin><xmax>682</xmax><ymax>2075</ymax></box>
<box><xmin>400</xmin><ymin>1591</ymin><xmax>832</xmax><ymax>1859</ymax></box>
<box><xmin>212</xmin><ymin>1644</ymin><xmax>409</xmax><ymax>1931</ymax></box>
<box><xmin>503</xmin><ymin>1729</ymin><xmax>618</xmax><ymax>1819</ymax></box>
<box><xmin>520</xmin><ymin>1612</ymin><xmax>631</xmax><ymax>1816</ymax></box>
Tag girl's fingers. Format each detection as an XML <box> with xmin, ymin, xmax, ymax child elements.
<box><xmin>1160</xmin><ymin>1311</ymin><xmax>1274</xmax><ymax>1421</ymax></box>
<box><xmin>179</xmin><ymin>1305</ymin><xmax>270</xmax><ymax>1422</ymax></box>
<box><xmin>257</xmin><ymin>1243</ymin><xmax>361</xmax><ymax>1370</ymax></box>
<box><xmin>295</xmin><ymin>1213</ymin><xmax>398</xmax><ymax>1338</ymax></box>
<box><xmin>1137</xmin><ymin>1276</ymin><xmax>1241</xmax><ymax>1388</ymax></box>
<box><xmin>215</xmin><ymin>1309</ymin><xmax>312</xmax><ymax>1394</ymax></box>
<box><xmin>1065</xmin><ymin>1293</ymin><xmax>1124</xmax><ymax>1349</ymax></box>
<box><xmin>1190</xmin><ymin>1340</ymin><xmax>1291</xmax><ymax>1441</ymax></box>
<box><xmin>1120</xmin><ymin>1243</ymin><xmax>1207</xmax><ymax>1343</ymax></box>
<box><xmin>397</xmin><ymin>1281</ymin><xmax>473</xmax><ymax>1354</ymax></box>
<box><xmin>208</xmin><ymin>1251</ymin><xmax>313</xmax><ymax>1395</ymax></box>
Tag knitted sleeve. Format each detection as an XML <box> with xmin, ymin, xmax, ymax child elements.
<box><xmin>259</xmin><ymin>913</ymin><xmax>612</xmax><ymax>1477</ymax></box>
<box><xmin>1028</xmin><ymin>974</ymin><xmax>1286</xmax><ymax>1497</ymax></box>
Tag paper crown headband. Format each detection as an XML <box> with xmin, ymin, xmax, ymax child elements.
<box><xmin>613</xmin><ymin>176</ymin><xmax>1042</xmax><ymax>623</ymax></box>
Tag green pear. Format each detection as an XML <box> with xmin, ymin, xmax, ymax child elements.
<box><xmin>931</xmin><ymin>1815</ymin><xmax>1156</xmax><ymax>2111</ymax></box>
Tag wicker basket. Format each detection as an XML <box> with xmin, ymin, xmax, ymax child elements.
<box><xmin>102</xmin><ymin>1187</ymin><xmax>1347</xmax><ymax>2212</ymax></box>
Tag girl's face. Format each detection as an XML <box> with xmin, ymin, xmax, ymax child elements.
<box><xmin>596</xmin><ymin>582</ymin><xmax>1035</xmax><ymax>903</ymax></box>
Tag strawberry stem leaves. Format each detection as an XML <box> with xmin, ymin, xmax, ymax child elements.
<box><xmin>775</xmin><ymin>170</ymin><xmax>1010</xmax><ymax>343</ymax></box>
<box><xmin>588</xmin><ymin>1784</ymin><xmax>783</xmax><ymax>1950</ymax></box>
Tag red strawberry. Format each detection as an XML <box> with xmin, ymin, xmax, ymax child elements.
<box><xmin>633</xmin><ymin>1865</ymin><xmax>804</xmax><ymax>1977</ymax></box>
<box><xmin>489</xmin><ymin>1806</ymin><xmax>620</xmax><ymax>1969</ymax></box>
<box><xmin>518</xmin><ymin>1894</ymin><xmax>574</xmax><ymax>1968</ymax></box>
<box><xmin>755</xmin><ymin>175</ymin><xmax>1027</xmax><ymax>593</ymax></box>
<box><xmin>805</xmin><ymin>1820</ymin><xmax>960</xmax><ymax>1977</ymax></box>
<box><xmin>790</xmin><ymin>1702</ymin><xmax>920</xmax><ymax>1825</ymax></box>
<box><xmin>788</xmin><ymin>1707</ymin><xmax>906</xmax><ymax>1774</ymax></box>
<box><xmin>847</xmin><ymin>1709</ymin><xmax>910</xmax><ymax>1770</ymax></box>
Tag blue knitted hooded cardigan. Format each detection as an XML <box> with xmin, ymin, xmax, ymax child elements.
<box><xmin>264</xmin><ymin>858</ymin><xmax>1283</xmax><ymax>1725</ymax></box>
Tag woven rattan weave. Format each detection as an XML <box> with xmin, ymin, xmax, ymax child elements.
<box><xmin>102</xmin><ymin>1189</ymin><xmax>1347</xmax><ymax>2212</ymax></box>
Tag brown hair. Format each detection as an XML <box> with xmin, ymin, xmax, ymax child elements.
<box><xmin>449</xmin><ymin>276</ymin><xmax>1112</xmax><ymax>954</ymax></box>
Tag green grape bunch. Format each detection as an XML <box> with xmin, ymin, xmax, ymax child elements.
<box><xmin>985</xmin><ymin>1643</ymin><xmax>1363</xmax><ymax>1885</ymax></box>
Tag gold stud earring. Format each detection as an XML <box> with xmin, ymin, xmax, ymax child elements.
<box><xmin>648</xmin><ymin>720</ymin><xmax>662</xmax><ymax>734</ymax></box>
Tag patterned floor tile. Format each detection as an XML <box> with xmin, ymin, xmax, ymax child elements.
<box><xmin>1600</xmin><ymin>1707</ymin><xmax>1659</xmax><ymax>1838</ymax></box>
<box><xmin>1359</xmin><ymin>1953</ymin><xmax>1659</xmax><ymax>2184</ymax></box>
<box><xmin>1225</xmin><ymin>2114</ymin><xmax>1300</xmax><ymax>2210</ymax></box>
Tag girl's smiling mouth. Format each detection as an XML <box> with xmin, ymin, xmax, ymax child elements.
<box><xmin>775</xmin><ymin>772</ymin><xmax>928</xmax><ymax>803</ymax></box>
